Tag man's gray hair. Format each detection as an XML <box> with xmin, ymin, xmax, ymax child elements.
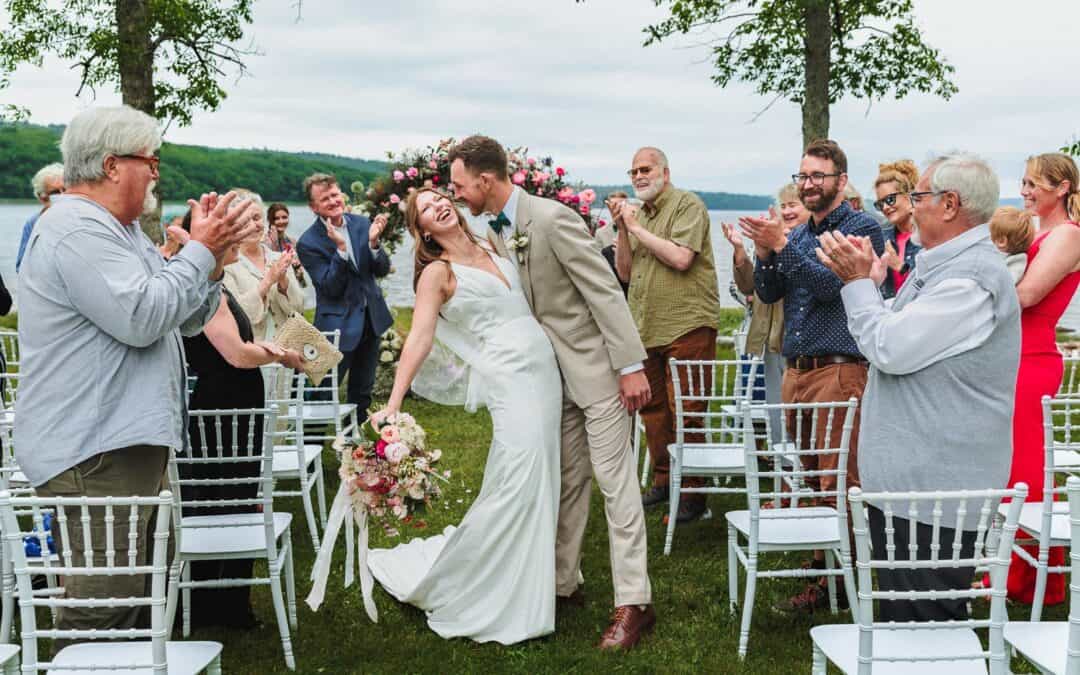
<box><xmin>927</xmin><ymin>153</ymin><xmax>1000</xmax><ymax>225</ymax></box>
<box><xmin>60</xmin><ymin>106</ymin><xmax>162</xmax><ymax>186</ymax></box>
<box><xmin>634</xmin><ymin>146</ymin><xmax>669</xmax><ymax>170</ymax></box>
<box><xmin>30</xmin><ymin>163</ymin><xmax>64</xmax><ymax>199</ymax></box>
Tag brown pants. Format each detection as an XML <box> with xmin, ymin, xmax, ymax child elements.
<box><xmin>641</xmin><ymin>326</ymin><xmax>718</xmax><ymax>495</ymax></box>
<box><xmin>780</xmin><ymin>363</ymin><xmax>867</xmax><ymax>506</ymax></box>
<box><xmin>37</xmin><ymin>445</ymin><xmax>170</xmax><ymax>648</ymax></box>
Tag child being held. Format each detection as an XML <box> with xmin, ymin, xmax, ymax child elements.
<box><xmin>989</xmin><ymin>206</ymin><xmax>1035</xmax><ymax>284</ymax></box>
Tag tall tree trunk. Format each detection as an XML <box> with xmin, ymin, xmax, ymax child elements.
<box><xmin>116</xmin><ymin>0</ymin><xmax>163</xmax><ymax>243</ymax></box>
<box><xmin>802</xmin><ymin>0</ymin><xmax>831</xmax><ymax>149</ymax></box>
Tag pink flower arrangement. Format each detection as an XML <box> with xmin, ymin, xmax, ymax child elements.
<box><xmin>334</xmin><ymin>413</ymin><xmax>446</xmax><ymax>537</ymax></box>
<box><xmin>356</xmin><ymin>139</ymin><xmax>600</xmax><ymax>247</ymax></box>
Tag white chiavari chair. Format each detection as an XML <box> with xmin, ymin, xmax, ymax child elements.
<box><xmin>811</xmin><ymin>483</ymin><xmax>1028</xmax><ymax>675</ymax></box>
<box><xmin>663</xmin><ymin>358</ymin><xmax>758</xmax><ymax>555</ymax></box>
<box><xmin>292</xmin><ymin>330</ymin><xmax>360</xmax><ymax>446</ymax></box>
<box><xmin>0</xmin><ymin>489</ymin><xmax>221</xmax><ymax>674</ymax></box>
<box><xmin>1004</xmin><ymin>474</ymin><xmax>1080</xmax><ymax>675</ymax></box>
<box><xmin>727</xmin><ymin>399</ymin><xmax>859</xmax><ymax>658</ymax></box>
<box><xmin>166</xmin><ymin>407</ymin><xmax>297</xmax><ymax>670</ymax></box>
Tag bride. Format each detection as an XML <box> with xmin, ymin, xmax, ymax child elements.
<box><xmin>366</xmin><ymin>188</ymin><xmax>562</xmax><ymax>644</ymax></box>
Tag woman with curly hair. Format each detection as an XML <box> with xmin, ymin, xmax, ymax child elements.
<box><xmin>873</xmin><ymin>160</ymin><xmax>921</xmax><ymax>299</ymax></box>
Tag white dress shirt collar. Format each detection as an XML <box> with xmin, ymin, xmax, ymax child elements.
<box><xmin>497</xmin><ymin>187</ymin><xmax>523</xmax><ymax>238</ymax></box>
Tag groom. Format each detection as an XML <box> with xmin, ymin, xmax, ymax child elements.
<box><xmin>449</xmin><ymin>135</ymin><xmax>656</xmax><ymax>649</ymax></box>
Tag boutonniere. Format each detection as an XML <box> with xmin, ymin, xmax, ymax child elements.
<box><xmin>507</xmin><ymin>232</ymin><xmax>530</xmax><ymax>264</ymax></box>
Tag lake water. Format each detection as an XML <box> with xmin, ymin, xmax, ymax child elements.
<box><xmin>2</xmin><ymin>200</ymin><xmax>1077</xmax><ymax>332</ymax></box>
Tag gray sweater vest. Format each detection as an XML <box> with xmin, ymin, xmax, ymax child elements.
<box><xmin>858</xmin><ymin>226</ymin><xmax>1021</xmax><ymax>528</ymax></box>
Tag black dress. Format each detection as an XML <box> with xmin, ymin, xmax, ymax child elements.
<box><xmin>181</xmin><ymin>289</ymin><xmax>265</xmax><ymax>628</ymax></box>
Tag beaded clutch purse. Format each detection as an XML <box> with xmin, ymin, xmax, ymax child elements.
<box><xmin>274</xmin><ymin>313</ymin><xmax>343</xmax><ymax>385</ymax></box>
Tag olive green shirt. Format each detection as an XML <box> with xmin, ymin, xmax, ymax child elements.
<box><xmin>627</xmin><ymin>186</ymin><xmax>722</xmax><ymax>348</ymax></box>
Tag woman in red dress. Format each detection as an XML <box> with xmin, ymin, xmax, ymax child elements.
<box><xmin>1005</xmin><ymin>152</ymin><xmax>1080</xmax><ymax>604</ymax></box>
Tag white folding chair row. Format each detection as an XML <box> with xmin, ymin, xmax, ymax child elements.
<box><xmin>1004</xmin><ymin>474</ymin><xmax>1080</xmax><ymax>675</ymax></box>
<box><xmin>0</xmin><ymin>489</ymin><xmax>222</xmax><ymax>674</ymax></box>
<box><xmin>728</xmin><ymin>398</ymin><xmax>860</xmax><ymax>659</ymax></box>
<box><xmin>664</xmin><ymin>358</ymin><xmax>758</xmax><ymax>555</ymax></box>
<box><xmin>167</xmin><ymin>407</ymin><xmax>297</xmax><ymax>671</ymax></box>
<box><xmin>811</xmin><ymin>483</ymin><xmax>1029</xmax><ymax>675</ymax></box>
<box><xmin>267</xmin><ymin>366</ymin><xmax>328</xmax><ymax>550</ymax></box>
<box><xmin>1002</xmin><ymin>395</ymin><xmax>1080</xmax><ymax>622</ymax></box>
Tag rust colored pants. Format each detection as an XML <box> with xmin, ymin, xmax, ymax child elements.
<box><xmin>780</xmin><ymin>362</ymin><xmax>867</xmax><ymax>506</ymax></box>
<box><xmin>641</xmin><ymin>326</ymin><xmax>718</xmax><ymax>496</ymax></box>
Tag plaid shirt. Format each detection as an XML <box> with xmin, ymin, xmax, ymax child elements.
<box><xmin>754</xmin><ymin>201</ymin><xmax>884</xmax><ymax>358</ymax></box>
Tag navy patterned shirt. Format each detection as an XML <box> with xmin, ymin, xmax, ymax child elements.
<box><xmin>754</xmin><ymin>201</ymin><xmax>885</xmax><ymax>358</ymax></box>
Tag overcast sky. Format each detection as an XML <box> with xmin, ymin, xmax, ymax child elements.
<box><xmin>5</xmin><ymin>0</ymin><xmax>1078</xmax><ymax>199</ymax></box>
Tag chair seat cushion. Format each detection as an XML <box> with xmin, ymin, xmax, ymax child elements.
<box><xmin>288</xmin><ymin>402</ymin><xmax>357</xmax><ymax>423</ymax></box>
<box><xmin>180</xmin><ymin>512</ymin><xmax>292</xmax><ymax>555</ymax></box>
<box><xmin>998</xmin><ymin>501</ymin><xmax>1070</xmax><ymax>543</ymax></box>
<box><xmin>726</xmin><ymin>507</ymin><xmax>841</xmax><ymax>546</ymax></box>
<box><xmin>1053</xmin><ymin>446</ymin><xmax>1080</xmax><ymax>468</ymax></box>
<box><xmin>51</xmin><ymin>640</ymin><xmax>222</xmax><ymax>675</ymax></box>
<box><xmin>0</xmin><ymin>644</ymin><xmax>16</xmax><ymax>666</ymax></box>
<box><xmin>272</xmin><ymin>445</ymin><xmax>323</xmax><ymax>475</ymax></box>
<box><xmin>666</xmin><ymin>443</ymin><xmax>744</xmax><ymax>471</ymax></box>
<box><xmin>810</xmin><ymin>624</ymin><xmax>988</xmax><ymax>674</ymax></box>
<box><xmin>1004</xmin><ymin>621</ymin><xmax>1068</xmax><ymax>675</ymax></box>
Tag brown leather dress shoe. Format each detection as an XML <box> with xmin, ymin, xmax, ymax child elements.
<box><xmin>597</xmin><ymin>604</ymin><xmax>656</xmax><ymax>650</ymax></box>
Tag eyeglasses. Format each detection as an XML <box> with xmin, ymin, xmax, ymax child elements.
<box><xmin>909</xmin><ymin>190</ymin><xmax>960</xmax><ymax>206</ymax></box>
<box><xmin>116</xmin><ymin>153</ymin><xmax>160</xmax><ymax>174</ymax></box>
<box><xmin>792</xmin><ymin>172</ymin><xmax>842</xmax><ymax>186</ymax></box>
<box><xmin>872</xmin><ymin>192</ymin><xmax>905</xmax><ymax>211</ymax></box>
<box><xmin>44</xmin><ymin>187</ymin><xmax>65</xmax><ymax>199</ymax></box>
<box><xmin>627</xmin><ymin>166</ymin><xmax>654</xmax><ymax>178</ymax></box>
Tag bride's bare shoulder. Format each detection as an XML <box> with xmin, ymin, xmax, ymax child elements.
<box><xmin>417</xmin><ymin>259</ymin><xmax>456</xmax><ymax>301</ymax></box>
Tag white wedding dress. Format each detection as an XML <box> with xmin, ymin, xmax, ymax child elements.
<box><xmin>367</xmin><ymin>251</ymin><xmax>562</xmax><ymax>644</ymax></box>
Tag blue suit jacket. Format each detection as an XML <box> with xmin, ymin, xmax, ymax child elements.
<box><xmin>296</xmin><ymin>213</ymin><xmax>393</xmax><ymax>352</ymax></box>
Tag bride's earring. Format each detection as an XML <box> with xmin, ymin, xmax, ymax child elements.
<box><xmin>423</xmin><ymin>233</ymin><xmax>432</xmax><ymax>242</ymax></box>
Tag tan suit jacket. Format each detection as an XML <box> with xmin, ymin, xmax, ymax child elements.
<box><xmin>490</xmin><ymin>191</ymin><xmax>646</xmax><ymax>407</ymax></box>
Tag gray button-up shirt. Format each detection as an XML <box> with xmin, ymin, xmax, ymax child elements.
<box><xmin>15</xmin><ymin>194</ymin><xmax>221</xmax><ymax>486</ymax></box>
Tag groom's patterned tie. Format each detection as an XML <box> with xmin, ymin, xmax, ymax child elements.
<box><xmin>488</xmin><ymin>212</ymin><xmax>511</xmax><ymax>235</ymax></box>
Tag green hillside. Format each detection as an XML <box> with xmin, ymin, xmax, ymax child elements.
<box><xmin>0</xmin><ymin>123</ymin><xmax>388</xmax><ymax>202</ymax></box>
<box><xmin>585</xmin><ymin>183</ymin><xmax>773</xmax><ymax>211</ymax></box>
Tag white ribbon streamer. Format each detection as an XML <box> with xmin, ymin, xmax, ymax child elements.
<box><xmin>305</xmin><ymin>483</ymin><xmax>379</xmax><ymax>622</ymax></box>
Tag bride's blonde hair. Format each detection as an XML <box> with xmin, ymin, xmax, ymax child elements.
<box><xmin>404</xmin><ymin>187</ymin><xmax>482</xmax><ymax>291</ymax></box>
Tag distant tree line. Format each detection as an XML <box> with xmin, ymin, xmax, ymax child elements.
<box><xmin>0</xmin><ymin>123</ymin><xmax>386</xmax><ymax>202</ymax></box>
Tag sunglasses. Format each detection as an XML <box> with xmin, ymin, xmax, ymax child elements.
<box><xmin>116</xmin><ymin>153</ymin><xmax>160</xmax><ymax>174</ymax></box>
<box><xmin>873</xmin><ymin>192</ymin><xmax>906</xmax><ymax>211</ymax></box>
<box><xmin>627</xmin><ymin>166</ymin><xmax>655</xmax><ymax>178</ymax></box>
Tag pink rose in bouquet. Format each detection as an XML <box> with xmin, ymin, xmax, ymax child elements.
<box><xmin>406</xmin><ymin>167</ymin><xmax>419</xmax><ymax>179</ymax></box>
<box><xmin>512</xmin><ymin>170</ymin><xmax>527</xmax><ymax>186</ymax></box>
<box><xmin>393</xmin><ymin>170</ymin><xmax>405</xmax><ymax>182</ymax></box>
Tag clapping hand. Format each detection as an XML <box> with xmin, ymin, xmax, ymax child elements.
<box><xmin>738</xmin><ymin>207</ymin><xmax>787</xmax><ymax>259</ymax></box>
<box><xmin>369</xmin><ymin>213</ymin><xmax>389</xmax><ymax>248</ymax></box>
<box><xmin>270</xmin><ymin>250</ymin><xmax>295</xmax><ymax>291</ymax></box>
<box><xmin>187</xmin><ymin>191</ymin><xmax>257</xmax><ymax>261</ymax></box>
<box><xmin>815</xmin><ymin>232</ymin><xmax>882</xmax><ymax>284</ymax></box>
<box><xmin>880</xmin><ymin>240</ymin><xmax>904</xmax><ymax>272</ymax></box>
<box><xmin>721</xmin><ymin>222</ymin><xmax>748</xmax><ymax>266</ymax></box>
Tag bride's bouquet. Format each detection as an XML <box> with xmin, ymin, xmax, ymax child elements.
<box><xmin>307</xmin><ymin>413</ymin><xmax>448</xmax><ymax>621</ymax></box>
<box><xmin>335</xmin><ymin>412</ymin><xmax>448</xmax><ymax>537</ymax></box>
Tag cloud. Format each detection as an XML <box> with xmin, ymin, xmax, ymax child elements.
<box><xmin>5</xmin><ymin>0</ymin><xmax>1078</xmax><ymax>197</ymax></box>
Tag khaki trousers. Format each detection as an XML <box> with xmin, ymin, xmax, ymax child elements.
<box><xmin>555</xmin><ymin>390</ymin><xmax>652</xmax><ymax>607</ymax></box>
<box><xmin>37</xmin><ymin>445</ymin><xmax>170</xmax><ymax>648</ymax></box>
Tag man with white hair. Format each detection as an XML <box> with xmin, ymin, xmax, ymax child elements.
<box><xmin>15</xmin><ymin>162</ymin><xmax>65</xmax><ymax>272</ymax></box>
<box><xmin>817</xmin><ymin>152</ymin><xmax>1020</xmax><ymax>621</ymax></box>
<box><xmin>614</xmin><ymin>146</ymin><xmax>722</xmax><ymax>523</ymax></box>
<box><xmin>15</xmin><ymin>105</ymin><xmax>257</xmax><ymax>640</ymax></box>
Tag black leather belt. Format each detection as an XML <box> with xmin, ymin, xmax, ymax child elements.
<box><xmin>786</xmin><ymin>354</ymin><xmax>867</xmax><ymax>370</ymax></box>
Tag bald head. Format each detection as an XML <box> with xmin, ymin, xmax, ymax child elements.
<box><xmin>630</xmin><ymin>147</ymin><xmax>671</xmax><ymax>203</ymax></box>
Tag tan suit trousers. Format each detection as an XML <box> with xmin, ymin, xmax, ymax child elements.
<box><xmin>555</xmin><ymin>390</ymin><xmax>652</xmax><ymax>607</ymax></box>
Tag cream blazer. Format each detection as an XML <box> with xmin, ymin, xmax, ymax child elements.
<box><xmin>223</xmin><ymin>246</ymin><xmax>306</xmax><ymax>341</ymax></box>
<box><xmin>490</xmin><ymin>191</ymin><xmax>646</xmax><ymax>407</ymax></box>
